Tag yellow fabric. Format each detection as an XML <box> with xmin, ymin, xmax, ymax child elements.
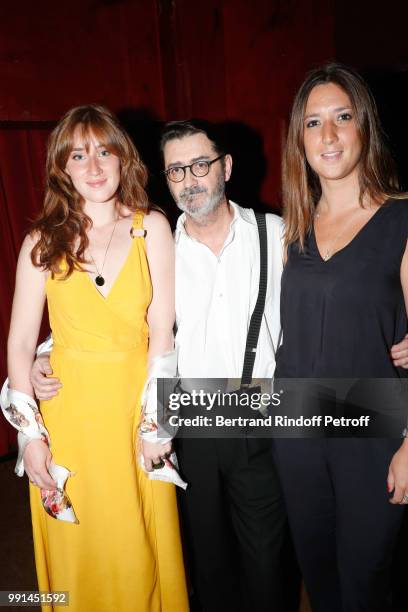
<box><xmin>30</xmin><ymin>211</ymin><xmax>189</xmax><ymax>612</ymax></box>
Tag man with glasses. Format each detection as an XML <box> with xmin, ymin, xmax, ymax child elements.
<box><xmin>160</xmin><ymin>120</ymin><xmax>286</xmax><ymax>612</ymax></box>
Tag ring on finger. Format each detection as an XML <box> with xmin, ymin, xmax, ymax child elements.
<box><xmin>151</xmin><ymin>458</ymin><xmax>165</xmax><ymax>470</ymax></box>
<box><xmin>402</xmin><ymin>493</ymin><xmax>408</xmax><ymax>503</ymax></box>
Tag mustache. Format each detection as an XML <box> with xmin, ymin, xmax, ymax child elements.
<box><xmin>179</xmin><ymin>186</ymin><xmax>207</xmax><ymax>200</ymax></box>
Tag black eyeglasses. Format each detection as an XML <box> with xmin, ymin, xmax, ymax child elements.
<box><xmin>164</xmin><ymin>154</ymin><xmax>225</xmax><ymax>183</ymax></box>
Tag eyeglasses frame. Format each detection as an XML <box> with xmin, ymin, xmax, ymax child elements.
<box><xmin>163</xmin><ymin>154</ymin><xmax>226</xmax><ymax>183</ymax></box>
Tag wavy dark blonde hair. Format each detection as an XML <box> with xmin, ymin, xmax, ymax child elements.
<box><xmin>282</xmin><ymin>63</ymin><xmax>401</xmax><ymax>249</ymax></box>
<box><xmin>31</xmin><ymin>104</ymin><xmax>149</xmax><ymax>277</ymax></box>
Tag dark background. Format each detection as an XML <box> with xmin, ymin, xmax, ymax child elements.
<box><xmin>0</xmin><ymin>0</ymin><xmax>407</xmax><ymax>453</ymax></box>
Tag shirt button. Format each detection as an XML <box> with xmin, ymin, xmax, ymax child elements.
<box><xmin>219</xmin><ymin>293</ymin><xmax>223</xmax><ymax>297</ymax></box>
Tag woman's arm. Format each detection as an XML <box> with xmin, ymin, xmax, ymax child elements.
<box><xmin>388</xmin><ymin>239</ymin><xmax>408</xmax><ymax>504</ymax></box>
<box><xmin>7</xmin><ymin>234</ymin><xmax>55</xmax><ymax>489</ymax></box>
<box><xmin>8</xmin><ymin>235</ymin><xmax>46</xmax><ymax>392</ymax></box>
<box><xmin>144</xmin><ymin>210</ymin><xmax>175</xmax><ymax>361</ymax></box>
<box><xmin>390</xmin><ymin>247</ymin><xmax>408</xmax><ymax>365</ymax></box>
<box><xmin>141</xmin><ymin>211</ymin><xmax>175</xmax><ymax>469</ymax></box>
<box><xmin>401</xmin><ymin>239</ymin><xmax>408</xmax><ymax>340</ymax></box>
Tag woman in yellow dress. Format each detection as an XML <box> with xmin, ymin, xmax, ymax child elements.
<box><xmin>6</xmin><ymin>105</ymin><xmax>188</xmax><ymax>611</ymax></box>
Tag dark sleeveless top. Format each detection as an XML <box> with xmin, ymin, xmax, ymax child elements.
<box><xmin>275</xmin><ymin>198</ymin><xmax>408</xmax><ymax>379</ymax></box>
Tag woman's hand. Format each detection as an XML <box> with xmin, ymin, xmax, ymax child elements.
<box><xmin>141</xmin><ymin>439</ymin><xmax>172</xmax><ymax>472</ymax></box>
<box><xmin>24</xmin><ymin>439</ymin><xmax>56</xmax><ymax>490</ymax></box>
<box><xmin>387</xmin><ymin>439</ymin><xmax>408</xmax><ymax>504</ymax></box>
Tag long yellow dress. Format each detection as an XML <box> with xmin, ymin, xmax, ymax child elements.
<box><xmin>29</xmin><ymin>212</ymin><xmax>189</xmax><ymax>612</ymax></box>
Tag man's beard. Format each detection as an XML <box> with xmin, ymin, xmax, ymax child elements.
<box><xmin>174</xmin><ymin>175</ymin><xmax>225</xmax><ymax>221</ymax></box>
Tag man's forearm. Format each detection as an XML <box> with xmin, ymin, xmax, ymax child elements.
<box><xmin>36</xmin><ymin>334</ymin><xmax>53</xmax><ymax>356</ymax></box>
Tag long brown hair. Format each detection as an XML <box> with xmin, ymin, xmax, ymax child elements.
<box><xmin>31</xmin><ymin>104</ymin><xmax>149</xmax><ymax>277</ymax></box>
<box><xmin>282</xmin><ymin>63</ymin><xmax>401</xmax><ymax>249</ymax></box>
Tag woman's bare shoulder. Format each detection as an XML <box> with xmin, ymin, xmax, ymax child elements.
<box><xmin>19</xmin><ymin>231</ymin><xmax>42</xmax><ymax>259</ymax></box>
<box><xmin>143</xmin><ymin>209</ymin><xmax>172</xmax><ymax>236</ymax></box>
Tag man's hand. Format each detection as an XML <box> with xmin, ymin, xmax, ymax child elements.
<box><xmin>141</xmin><ymin>439</ymin><xmax>172</xmax><ymax>472</ymax></box>
<box><xmin>30</xmin><ymin>353</ymin><xmax>62</xmax><ymax>400</ymax></box>
<box><xmin>24</xmin><ymin>439</ymin><xmax>56</xmax><ymax>490</ymax></box>
<box><xmin>387</xmin><ymin>439</ymin><xmax>408</xmax><ymax>504</ymax></box>
<box><xmin>391</xmin><ymin>333</ymin><xmax>408</xmax><ymax>368</ymax></box>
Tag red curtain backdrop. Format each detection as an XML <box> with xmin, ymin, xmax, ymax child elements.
<box><xmin>0</xmin><ymin>126</ymin><xmax>51</xmax><ymax>453</ymax></box>
<box><xmin>0</xmin><ymin>0</ymin><xmax>337</xmax><ymax>455</ymax></box>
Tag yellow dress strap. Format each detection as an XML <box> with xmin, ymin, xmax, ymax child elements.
<box><xmin>130</xmin><ymin>210</ymin><xmax>147</xmax><ymax>238</ymax></box>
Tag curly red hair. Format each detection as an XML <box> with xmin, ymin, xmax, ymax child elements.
<box><xmin>31</xmin><ymin>104</ymin><xmax>149</xmax><ymax>277</ymax></box>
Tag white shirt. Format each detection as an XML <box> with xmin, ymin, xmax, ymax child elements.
<box><xmin>175</xmin><ymin>201</ymin><xmax>284</xmax><ymax>379</ymax></box>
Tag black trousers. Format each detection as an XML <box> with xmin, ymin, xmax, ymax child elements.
<box><xmin>176</xmin><ymin>437</ymin><xmax>286</xmax><ymax>612</ymax></box>
<box><xmin>273</xmin><ymin>438</ymin><xmax>405</xmax><ymax>612</ymax></box>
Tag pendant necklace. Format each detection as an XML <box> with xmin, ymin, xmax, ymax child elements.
<box><xmin>315</xmin><ymin>206</ymin><xmax>361</xmax><ymax>261</ymax></box>
<box><xmin>88</xmin><ymin>216</ymin><xmax>119</xmax><ymax>287</ymax></box>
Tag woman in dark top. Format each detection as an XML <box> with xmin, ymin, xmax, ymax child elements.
<box><xmin>274</xmin><ymin>63</ymin><xmax>408</xmax><ymax>612</ymax></box>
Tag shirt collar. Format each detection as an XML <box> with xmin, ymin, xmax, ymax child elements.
<box><xmin>174</xmin><ymin>200</ymin><xmax>255</xmax><ymax>243</ymax></box>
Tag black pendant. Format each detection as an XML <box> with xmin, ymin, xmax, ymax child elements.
<box><xmin>95</xmin><ymin>275</ymin><xmax>105</xmax><ymax>287</ymax></box>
